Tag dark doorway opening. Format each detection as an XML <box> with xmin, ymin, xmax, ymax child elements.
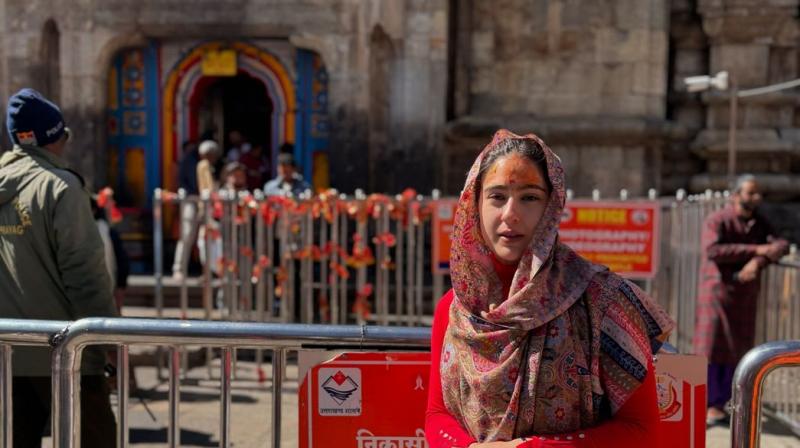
<box><xmin>193</xmin><ymin>72</ymin><xmax>273</xmax><ymax>158</ymax></box>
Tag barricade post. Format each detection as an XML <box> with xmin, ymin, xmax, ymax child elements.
<box><xmin>153</xmin><ymin>188</ymin><xmax>164</xmax><ymax>319</ymax></box>
<box><xmin>0</xmin><ymin>319</ymin><xmax>70</xmax><ymax>448</ymax></box>
<box><xmin>731</xmin><ymin>340</ymin><xmax>800</xmax><ymax>448</ymax></box>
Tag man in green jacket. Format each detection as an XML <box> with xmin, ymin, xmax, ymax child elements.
<box><xmin>0</xmin><ymin>88</ymin><xmax>117</xmax><ymax>447</ymax></box>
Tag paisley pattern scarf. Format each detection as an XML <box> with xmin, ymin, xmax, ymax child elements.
<box><xmin>440</xmin><ymin>129</ymin><xmax>674</xmax><ymax>442</ymax></box>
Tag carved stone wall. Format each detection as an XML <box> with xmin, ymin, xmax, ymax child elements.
<box><xmin>689</xmin><ymin>0</ymin><xmax>800</xmax><ymax>199</ymax></box>
<box><xmin>0</xmin><ymin>0</ymin><xmax>447</xmax><ymax>193</ymax></box>
<box><xmin>0</xmin><ymin>0</ymin><xmax>799</xmax><ymax>207</ymax></box>
<box><xmin>443</xmin><ymin>0</ymin><xmax>671</xmax><ymax>197</ymax></box>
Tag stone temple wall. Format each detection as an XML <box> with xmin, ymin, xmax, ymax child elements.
<box><xmin>0</xmin><ymin>0</ymin><xmax>448</xmax><ymax>193</ymax></box>
<box><xmin>0</xmin><ymin>0</ymin><xmax>799</xmax><ymax>209</ymax></box>
<box><xmin>443</xmin><ymin>0</ymin><xmax>671</xmax><ymax>197</ymax></box>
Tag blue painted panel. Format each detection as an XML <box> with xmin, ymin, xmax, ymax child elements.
<box><xmin>296</xmin><ymin>49</ymin><xmax>330</xmax><ymax>184</ymax></box>
<box><xmin>107</xmin><ymin>43</ymin><xmax>160</xmax><ymax>208</ymax></box>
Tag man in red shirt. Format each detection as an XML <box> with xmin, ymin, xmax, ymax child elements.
<box><xmin>694</xmin><ymin>175</ymin><xmax>788</xmax><ymax>426</ymax></box>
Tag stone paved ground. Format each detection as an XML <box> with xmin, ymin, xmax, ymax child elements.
<box><xmin>38</xmin><ymin>305</ymin><xmax>800</xmax><ymax>447</ymax></box>
<box><xmin>38</xmin><ymin>354</ymin><xmax>800</xmax><ymax>448</ymax></box>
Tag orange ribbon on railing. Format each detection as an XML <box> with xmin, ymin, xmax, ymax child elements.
<box><xmin>96</xmin><ymin>187</ymin><xmax>124</xmax><ymax>224</ymax></box>
<box><xmin>353</xmin><ymin>283</ymin><xmax>374</xmax><ymax>320</ymax></box>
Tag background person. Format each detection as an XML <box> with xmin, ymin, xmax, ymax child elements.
<box><xmin>239</xmin><ymin>142</ymin><xmax>269</xmax><ymax>191</ymax></box>
<box><xmin>172</xmin><ymin>139</ymin><xmax>200</xmax><ymax>279</ymax></box>
<box><xmin>263</xmin><ymin>145</ymin><xmax>310</xmax><ymax>197</ymax></box>
<box><xmin>693</xmin><ymin>174</ymin><xmax>789</xmax><ymax>426</ymax></box>
<box><xmin>220</xmin><ymin>161</ymin><xmax>248</xmax><ymax>191</ymax></box>
<box><xmin>0</xmin><ymin>88</ymin><xmax>118</xmax><ymax>447</ymax></box>
<box><xmin>195</xmin><ymin>140</ymin><xmax>222</xmax><ymax>277</ymax></box>
<box><xmin>197</xmin><ymin>139</ymin><xmax>221</xmax><ymax>194</ymax></box>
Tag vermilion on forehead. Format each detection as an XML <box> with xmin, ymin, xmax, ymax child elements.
<box><xmin>484</xmin><ymin>153</ymin><xmax>547</xmax><ymax>191</ymax></box>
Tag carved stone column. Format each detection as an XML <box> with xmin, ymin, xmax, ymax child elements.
<box><xmin>692</xmin><ymin>0</ymin><xmax>800</xmax><ymax>198</ymax></box>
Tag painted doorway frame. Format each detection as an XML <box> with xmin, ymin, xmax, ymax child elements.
<box><xmin>161</xmin><ymin>41</ymin><xmax>296</xmax><ymax>193</ymax></box>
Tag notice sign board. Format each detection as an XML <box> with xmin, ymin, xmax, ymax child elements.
<box><xmin>431</xmin><ymin>199</ymin><xmax>457</xmax><ymax>274</ymax></box>
<box><xmin>560</xmin><ymin>200</ymin><xmax>660</xmax><ymax>279</ymax></box>
<box><xmin>299</xmin><ymin>352</ymin><xmax>430</xmax><ymax>448</ymax></box>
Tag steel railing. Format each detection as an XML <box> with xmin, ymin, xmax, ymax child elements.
<box><xmin>47</xmin><ymin>318</ymin><xmax>430</xmax><ymax>448</ymax></box>
<box><xmin>731</xmin><ymin>340</ymin><xmax>800</xmax><ymax>448</ymax></box>
<box><xmin>3</xmin><ymin>317</ymin><xmax>800</xmax><ymax>447</ymax></box>
<box><xmin>0</xmin><ymin>319</ymin><xmax>70</xmax><ymax>448</ymax></box>
<box><xmin>154</xmin><ymin>188</ymin><xmax>438</xmax><ymax>327</ymax></box>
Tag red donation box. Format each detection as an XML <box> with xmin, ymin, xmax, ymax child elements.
<box><xmin>300</xmin><ymin>351</ymin><xmax>706</xmax><ymax>447</ymax></box>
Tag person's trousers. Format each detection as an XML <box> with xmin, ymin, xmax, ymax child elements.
<box><xmin>707</xmin><ymin>363</ymin><xmax>736</xmax><ymax>409</ymax></box>
<box><xmin>12</xmin><ymin>375</ymin><xmax>116</xmax><ymax>448</ymax></box>
<box><xmin>172</xmin><ymin>201</ymin><xmax>200</xmax><ymax>275</ymax></box>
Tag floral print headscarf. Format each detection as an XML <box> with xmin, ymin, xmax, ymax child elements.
<box><xmin>440</xmin><ymin>130</ymin><xmax>674</xmax><ymax>441</ymax></box>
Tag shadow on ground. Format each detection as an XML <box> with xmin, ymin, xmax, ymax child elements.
<box><xmin>136</xmin><ymin>388</ymin><xmax>258</xmax><ymax>404</ymax></box>
<box><xmin>130</xmin><ymin>428</ymin><xmax>216</xmax><ymax>446</ymax></box>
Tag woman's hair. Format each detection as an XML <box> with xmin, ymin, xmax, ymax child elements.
<box><xmin>476</xmin><ymin>137</ymin><xmax>551</xmax><ymax>193</ymax></box>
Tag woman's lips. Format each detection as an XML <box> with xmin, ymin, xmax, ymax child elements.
<box><xmin>498</xmin><ymin>231</ymin><xmax>523</xmax><ymax>242</ymax></box>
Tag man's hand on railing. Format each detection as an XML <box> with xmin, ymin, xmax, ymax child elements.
<box><xmin>756</xmin><ymin>243</ymin><xmax>785</xmax><ymax>262</ymax></box>
<box><xmin>757</xmin><ymin>241</ymin><xmax>790</xmax><ymax>262</ymax></box>
<box><xmin>736</xmin><ymin>258</ymin><xmax>761</xmax><ymax>283</ymax></box>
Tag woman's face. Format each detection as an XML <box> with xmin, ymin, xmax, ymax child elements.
<box><xmin>479</xmin><ymin>153</ymin><xmax>550</xmax><ymax>264</ymax></box>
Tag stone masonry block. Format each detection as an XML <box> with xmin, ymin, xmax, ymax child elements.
<box><xmin>524</xmin><ymin>61</ymin><xmax>559</xmax><ymax>94</ymax></box>
<box><xmin>614</xmin><ymin>0</ymin><xmax>651</xmax><ymax>30</ymax></box>
<box><xmin>595</xmin><ymin>28</ymin><xmax>649</xmax><ymax>64</ymax></box>
<box><xmin>632</xmin><ymin>61</ymin><xmax>666</xmax><ymax>96</ymax></box>
<box><xmin>710</xmin><ymin>44</ymin><xmax>770</xmax><ymax>86</ymax></box>
<box><xmin>602</xmin><ymin>63</ymin><xmax>633</xmax><ymax>96</ymax></box>
<box><xmin>471</xmin><ymin>31</ymin><xmax>494</xmax><ymax>67</ymax></box>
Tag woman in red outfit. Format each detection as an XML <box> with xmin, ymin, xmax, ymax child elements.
<box><xmin>425</xmin><ymin>130</ymin><xmax>674</xmax><ymax>448</ymax></box>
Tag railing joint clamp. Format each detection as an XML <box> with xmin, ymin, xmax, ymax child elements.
<box><xmin>50</xmin><ymin>324</ymin><xmax>70</xmax><ymax>347</ymax></box>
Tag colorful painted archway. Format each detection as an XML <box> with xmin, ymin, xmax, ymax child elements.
<box><xmin>162</xmin><ymin>41</ymin><xmax>296</xmax><ymax>193</ymax></box>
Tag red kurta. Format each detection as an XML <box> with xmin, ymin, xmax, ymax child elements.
<box><xmin>693</xmin><ymin>206</ymin><xmax>787</xmax><ymax>365</ymax></box>
<box><xmin>425</xmin><ymin>258</ymin><xmax>662</xmax><ymax>448</ymax></box>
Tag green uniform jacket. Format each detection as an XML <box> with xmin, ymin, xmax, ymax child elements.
<box><xmin>0</xmin><ymin>145</ymin><xmax>118</xmax><ymax>376</ymax></box>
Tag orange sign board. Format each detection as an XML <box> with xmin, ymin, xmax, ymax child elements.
<box><xmin>299</xmin><ymin>352</ymin><xmax>430</xmax><ymax>448</ymax></box>
<box><xmin>431</xmin><ymin>199</ymin><xmax>457</xmax><ymax>274</ymax></box>
<box><xmin>560</xmin><ymin>200</ymin><xmax>660</xmax><ymax>279</ymax></box>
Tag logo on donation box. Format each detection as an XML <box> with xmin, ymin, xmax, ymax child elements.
<box><xmin>300</xmin><ymin>352</ymin><xmax>431</xmax><ymax>448</ymax></box>
<box><xmin>657</xmin><ymin>372</ymin><xmax>683</xmax><ymax>421</ymax></box>
<box><xmin>318</xmin><ymin>368</ymin><xmax>361</xmax><ymax>415</ymax></box>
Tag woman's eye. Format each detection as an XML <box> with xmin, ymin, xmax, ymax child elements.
<box><xmin>488</xmin><ymin>193</ymin><xmax>506</xmax><ymax>201</ymax></box>
<box><xmin>522</xmin><ymin>194</ymin><xmax>539</xmax><ymax>202</ymax></box>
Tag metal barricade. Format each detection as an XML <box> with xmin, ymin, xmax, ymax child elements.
<box><xmin>754</xmin><ymin>259</ymin><xmax>800</xmax><ymax>433</ymax></box>
<box><xmin>154</xmin><ymin>188</ymin><xmax>441</xmax><ymax>327</ymax></box>
<box><xmin>653</xmin><ymin>190</ymin><xmax>728</xmax><ymax>353</ymax></box>
<box><xmin>731</xmin><ymin>340</ymin><xmax>800</xmax><ymax>448</ymax></box>
<box><xmin>0</xmin><ymin>319</ymin><xmax>70</xmax><ymax>447</ymax></box>
<box><xmin>49</xmin><ymin>317</ymin><xmax>430</xmax><ymax>448</ymax></box>
<box><xmin>155</xmin><ymin>186</ymin><xmax>800</xmax><ymax>434</ymax></box>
